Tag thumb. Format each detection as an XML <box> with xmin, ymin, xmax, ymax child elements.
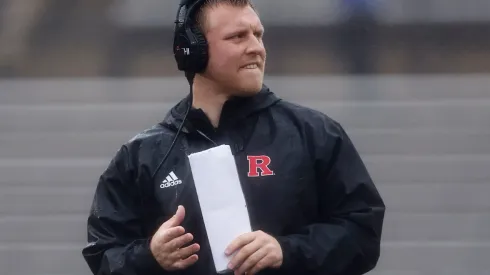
<box><xmin>162</xmin><ymin>205</ymin><xmax>185</xmax><ymax>229</ymax></box>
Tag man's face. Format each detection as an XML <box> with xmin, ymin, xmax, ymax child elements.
<box><xmin>201</xmin><ymin>4</ymin><xmax>266</xmax><ymax>96</ymax></box>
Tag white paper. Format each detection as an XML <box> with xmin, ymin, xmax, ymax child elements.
<box><xmin>187</xmin><ymin>145</ymin><xmax>252</xmax><ymax>273</ymax></box>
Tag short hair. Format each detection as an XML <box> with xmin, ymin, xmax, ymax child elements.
<box><xmin>193</xmin><ymin>0</ymin><xmax>256</xmax><ymax>32</ymax></box>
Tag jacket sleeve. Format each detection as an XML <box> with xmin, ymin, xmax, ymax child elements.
<box><xmin>82</xmin><ymin>145</ymin><xmax>165</xmax><ymax>275</ymax></box>
<box><xmin>275</xmin><ymin>120</ymin><xmax>385</xmax><ymax>275</ymax></box>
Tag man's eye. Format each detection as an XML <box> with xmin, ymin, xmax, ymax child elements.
<box><xmin>230</xmin><ymin>33</ymin><xmax>245</xmax><ymax>39</ymax></box>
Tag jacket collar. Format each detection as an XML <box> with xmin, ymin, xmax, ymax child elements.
<box><xmin>162</xmin><ymin>84</ymin><xmax>281</xmax><ymax>134</ymax></box>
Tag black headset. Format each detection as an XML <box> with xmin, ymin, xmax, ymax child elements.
<box><xmin>173</xmin><ymin>0</ymin><xmax>209</xmax><ymax>74</ymax></box>
<box><xmin>151</xmin><ymin>0</ymin><xmax>208</xmax><ymax>180</ymax></box>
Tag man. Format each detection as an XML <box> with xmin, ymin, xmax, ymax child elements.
<box><xmin>0</xmin><ymin>0</ymin><xmax>48</xmax><ymax>75</ymax></box>
<box><xmin>82</xmin><ymin>1</ymin><xmax>385</xmax><ymax>275</ymax></box>
<box><xmin>338</xmin><ymin>0</ymin><xmax>379</xmax><ymax>74</ymax></box>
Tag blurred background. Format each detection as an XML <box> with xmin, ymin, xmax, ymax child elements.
<box><xmin>0</xmin><ymin>0</ymin><xmax>489</xmax><ymax>275</ymax></box>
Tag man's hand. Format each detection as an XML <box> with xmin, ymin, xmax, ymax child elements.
<box><xmin>225</xmin><ymin>230</ymin><xmax>283</xmax><ymax>275</ymax></box>
<box><xmin>150</xmin><ymin>205</ymin><xmax>200</xmax><ymax>271</ymax></box>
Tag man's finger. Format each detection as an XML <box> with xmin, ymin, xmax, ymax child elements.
<box><xmin>172</xmin><ymin>243</ymin><xmax>201</xmax><ymax>260</ymax></box>
<box><xmin>172</xmin><ymin>254</ymin><xmax>199</xmax><ymax>270</ymax></box>
<box><xmin>228</xmin><ymin>239</ymin><xmax>261</xmax><ymax>271</ymax></box>
<box><xmin>165</xmin><ymin>232</ymin><xmax>194</xmax><ymax>252</ymax></box>
<box><xmin>161</xmin><ymin>205</ymin><xmax>186</xmax><ymax>230</ymax></box>
<box><xmin>225</xmin><ymin>232</ymin><xmax>256</xmax><ymax>256</ymax></box>
<box><xmin>234</xmin><ymin>247</ymin><xmax>267</xmax><ymax>275</ymax></box>
<box><xmin>248</xmin><ymin>254</ymin><xmax>274</xmax><ymax>275</ymax></box>
<box><xmin>160</xmin><ymin>226</ymin><xmax>186</xmax><ymax>243</ymax></box>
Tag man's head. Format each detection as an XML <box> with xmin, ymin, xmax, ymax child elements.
<box><xmin>192</xmin><ymin>0</ymin><xmax>266</xmax><ymax>96</ymax></box>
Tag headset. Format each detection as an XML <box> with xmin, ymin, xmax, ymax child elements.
<box><xmin>173</xmin><ymin>0</ymin><xmax>209</xmax><ymax>74</ymax></box>
<box><xmin>151</xmin><ymin>0</ymin><xmax>208</xmax><ymax>180</ymax></box>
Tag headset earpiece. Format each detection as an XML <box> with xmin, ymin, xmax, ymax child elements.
<box><xmin>189</xmin><ymin>25</ymin><xmax>208</xmax><ymax>72</ymax></box>
<box><xmin>173</xmin><ymin>0</ymin><xmax>209</xmax><ymax>73</ymax></box>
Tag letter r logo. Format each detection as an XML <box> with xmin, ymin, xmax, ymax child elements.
<box><xmin>247</xmin><ymin>155</ymin><xmax>274</xmax><ymax>177</ymax></box>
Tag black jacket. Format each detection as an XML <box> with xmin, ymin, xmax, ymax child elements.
<box><xmin>82</xmin><ymin>85</ymin><xmax>385</xmax><ymax>275</ymax></box>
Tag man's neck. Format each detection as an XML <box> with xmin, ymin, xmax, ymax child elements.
<box><xmin>191</xmin><ymin>75</ymin><xmax>230</xmax><ymax>128</ymax></box>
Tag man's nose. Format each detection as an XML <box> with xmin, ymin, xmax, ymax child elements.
<box><xmin>246</xmin><ymin>36</ymin><xmax>265</xmax><ymax>56</ymax></box>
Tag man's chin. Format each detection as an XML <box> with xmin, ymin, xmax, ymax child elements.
<box><xmin>238</xmin><ymin>78</ymin><xmax>263</xmax><ymax>93</ymax></box>
<box><xmin>234</xmin><ymin>84</ymin><xmax>263</xmax><ymax>96</ymax></box>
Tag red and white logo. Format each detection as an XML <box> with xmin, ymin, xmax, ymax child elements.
<box><xmin>247</xmin><ymin>155</ymin><xmax>274</xmax><ymax>177</ymax></box>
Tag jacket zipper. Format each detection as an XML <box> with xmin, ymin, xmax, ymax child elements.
<box><xmin>196</xmin><ymin>129</ymin><xmax>218</xmax><ymax>146</ymax></box>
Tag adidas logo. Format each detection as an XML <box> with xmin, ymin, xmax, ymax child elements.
<box><xmin>160</xmin><ymin>171</ymin><xmax>182</xmax><ymax>188</ymax></box>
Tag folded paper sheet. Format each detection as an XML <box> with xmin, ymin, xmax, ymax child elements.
<box><xmin>188</xmin><ymin>145</ymin><xmax>252</xmax><ymax>273</ymax></box>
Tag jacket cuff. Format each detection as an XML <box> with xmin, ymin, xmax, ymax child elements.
<box><xmin>135</xmin><ymin>238</ymin><xmax>167</xmax><ymax>273</ymax></box>
<box><xmin>275</xmin><ymin>236</ymin><xmax>298</xmax><ymax>273</ymax></box>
